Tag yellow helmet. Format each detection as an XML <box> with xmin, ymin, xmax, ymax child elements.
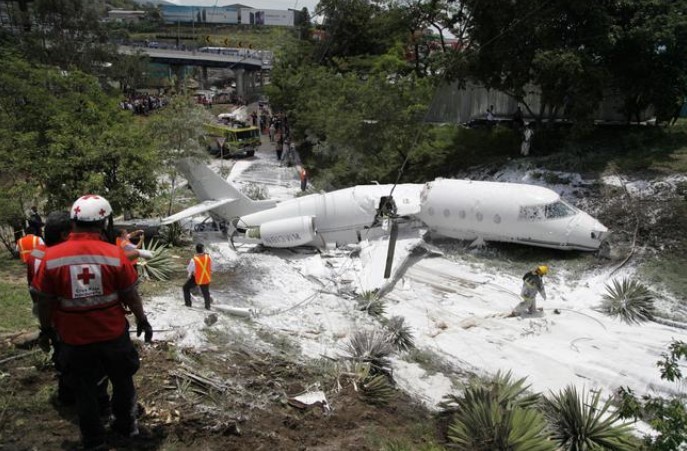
<box><xmin>536</xmin><ymin>265</ymin><xmax>549</xmax><ymax>276</ymax></box>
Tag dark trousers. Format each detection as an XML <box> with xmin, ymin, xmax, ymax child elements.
<box><xmin>53</xmin><ymin>338</ymin><xmax>108</xmax><ymax>407</ymax></box>
<box><xmin>59</xmin><ymin>331</ymin><xmax>140</xmax><ymax>448</ymax></box>
<box><xmin>183</xmin><ymin>277</ymin><xmax>211</xmax><ymax>309</ymax></box>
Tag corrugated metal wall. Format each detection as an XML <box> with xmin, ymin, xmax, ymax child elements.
<box><xmin>425</xmin><ymin>81</ymin><xmax>653</xmax><ymax>124</ymax></box>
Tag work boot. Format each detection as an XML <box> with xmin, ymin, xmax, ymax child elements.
<box><xmin>184</xmin><ymin>301</ymin><xmax>191</xmax><ymax>307</ymax></box>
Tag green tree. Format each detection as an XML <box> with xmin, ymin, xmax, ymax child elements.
<box><xmin>617</xmin><ymin>340</ymin><xmax>687</xmax><ymax>450</ymax></box>
<box><xmin>147</xmin><ymin>95</ymin><xmax>213</xmax><ymax>215</ymax></box>
<box><xmin>0</xmin><ymin>51</ymin><xmax>159</xmax><ymax>221</ymax></box>
<box><xmin>605</xmin><ymin>0</ymin><xmax>687</xmax><ymax>123</ymax></box>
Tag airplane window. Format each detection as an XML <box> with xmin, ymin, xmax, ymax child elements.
<box><xmin>518</xmin><ymin>205</ymin><xmax>545</xmax><ymax>221</ymax></box>
<box><xmin>476</xmin><ymin>212</ymin><xmax>483</xmax><ymax>221</ymax></box>
<box><xmin>545</xmin><ymin>201</ymin><xmax>576</xmax><ymax>219</ymax></box>
<box><xmin>493</xmin><ymin>214</ymin><xmax>501</xmax><ymax>224</ymax></box>
<box><xmin>443</xmin><ymin>209</ymin><xmax>450</xmax><ymax>218</ymax></box>
<box><xmin>459</xmin><ymin>210</ymin><xmax>466</xmax><ymax>219</ymax></box>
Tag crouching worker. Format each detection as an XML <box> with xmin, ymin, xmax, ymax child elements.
<box><xmin>512</xmin><ymin>265</ymin><xmax>548</xmax><ymax>316</ymax></box>
<box><xmin>31</xmin><ymin>195</ymin><xmax>153</xmax><ymax>450</ymax></box>
<box><xmin>183</xmin><ymin>243</ymin><xmax>213</xmax><ymax>309</ymax></box>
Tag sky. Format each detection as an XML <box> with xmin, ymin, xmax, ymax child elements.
<box><xmin>144</xmin><ymin>138</ymin><xmax>687</xmax><ymax>423</ymax></box>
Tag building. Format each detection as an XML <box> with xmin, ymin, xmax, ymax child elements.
<box><xmin>107</xmin><ymin>9</ymin><xmax>146</xmax><ymax>23</ymax></box>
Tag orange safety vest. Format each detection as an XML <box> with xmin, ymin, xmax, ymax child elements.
<box><xmin>17</xmin><ymin>234</ymin><xmax>41</xmax><ymax>263</ymax></box>
<box><xmin>300</xmin><ymin>169</ymin><xmax>307</xmax><ymax>181</ymax></box>
<box><xmin>193</xmin><ymin>254</ymin><xmax>212</xmax><ymax>285</ymax></box>
<box><xmin>116</xmin><ymin>237</ymin><xmax>138</xmax><ymax>264</ymax></box>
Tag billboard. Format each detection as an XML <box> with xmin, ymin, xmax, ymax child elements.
<box><xmin>240</xmin><ymin>9</ymin><xmax>294</xmax><ymax>27</ymax></box>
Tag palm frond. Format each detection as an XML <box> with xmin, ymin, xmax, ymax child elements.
<box><xmin>357</xmin><ymin>291</ymin><xmax>386</xmax><ymax>317</ymax></box>
<box><xmin>599</xmin><ymin>278</ymin><xmax>655</xmax><ymax>324</ymax></box>
<box><xmin>137</xmin><ymin>239</ymin><xmax>175</xmax><ymax>281</ymax></box>
<box><xmin>543</xmin><ymin>385</ymin><xmax>637</xmax><ymax>451</ymax></box>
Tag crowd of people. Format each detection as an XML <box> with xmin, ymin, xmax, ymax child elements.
<box><xmin>119</xmin><ymin>95</ymin><xmax>166</xmax><ymax>115</ymax></box>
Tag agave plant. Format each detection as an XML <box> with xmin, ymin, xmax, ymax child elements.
<box><xmin>357</xmin><ymin>291</ymin><xmax>386</xmax><ymax>317</ymax></box>
<box><xmin>137</xmin><ymin>239</ymin><xmax>175</xmax><ymax>281</ymax></box>
<box><xmin>360</xmin><ymin>374</ymin><xmax>395</xmax><ymax>406</ymax></box>
<box><xmin>448</xmin><ymin>399</ymin><xmax>555</xmax><ymax>451</ymax></box>
<box><xmin>599</xmin><ymin>278</ymin><xmax>655</xmax><ymax>324</ymax></box>
<box><xmin>440</xmin><ymin>371</ymin><xmax>540</xmax><ymax>415</ymax></box>
<box><xmin>386</xmin><ymin>316</ymin><xmax>415</xmax><ymax>352</ymax></box>
<box><xmin>344</xmin><ymin>329</ymin><xmax>394</xmax><ymax>375</ymax></box>
<box><xmin>543</xmin><ymin>386</ymin><xmax>637</xmax><ymax>450</ymax></box>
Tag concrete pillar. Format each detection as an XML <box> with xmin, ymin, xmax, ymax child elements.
<box><xmin>235</xmin><ymin>68</ymin><xmax>246</xmax><ymax>99</ymax></box>
<box><xmin>201</xmin><ymin>66</ymin><xmax>208</xmax><ymax>90</ymax></box>
<box><xmin>170</xmin><ymin>64</ymin><xmax>185</xmax><ymax>92</ymax></box>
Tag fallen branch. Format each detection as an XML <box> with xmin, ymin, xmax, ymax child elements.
<box><xmin>0</xmin><ymin>349</ymin><xmax>42</xmax><ymax>366</ymax></box>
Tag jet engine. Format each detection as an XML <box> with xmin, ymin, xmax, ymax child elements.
<box><xmin>244</xmin><ymin>216</ymin><xmax>316</xmax><ymax>248</ymax></box>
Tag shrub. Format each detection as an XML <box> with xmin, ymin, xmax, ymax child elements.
<box><xmin>599</xmin><ymin>278</ymin><xmax>655</xmax><ymax>324</ymax></box>
<box><xmin>543</xmin><ymin>386</ymin><xmax>636</xmax><ymax>450</ymax></box>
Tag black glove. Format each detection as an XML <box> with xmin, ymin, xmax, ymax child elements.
<box><xmin>136</xmin><ymin>317</ymin><xmax>153</xmax><ymax>343</ymax></box>
<box><xmin>38</xmin><ymin>327</ymin><xmax>56</xmax><ymax>353</ymax></box>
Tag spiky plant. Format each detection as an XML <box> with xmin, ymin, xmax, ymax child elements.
<box><xmin>386</xmin><ymin>316</ymin><xmax>415</xmax><ymax>352</ymax></box>
<box><xmin>358</xmin><ymin>297</ymin><xmax>386</xmax><ymax>317</ymax></box>
<box><xmin>448</xmin><ymin>398</ymin><xmax>555</xmax><ymax>451</ymax></box>
<box><xmin>159</xmin><ymin>222</ymin><xmax>188</xmax><ymax>247</ymax></box>
<box><xmin>360</xmin><ymin>374</ymin><xmax>395</xmax><ymax>406</ymax></box>
<box><xmin>344</xmin><ymin>329</ymin><xmax>394</xmax><ymax>375</ymax></box>
<box><xmin>440</xmin><ymin>371</ymin><xmax>540</xmax><ymax>415</ymax></box>
<box><xmin>543</xmin><ymin>386</ymin><xmax>637</xmax><ymax>451</ymax></box>
<box><xmin>137</xmin><ymin>239</ymin><xmax>175</xmax><ymax>281</ymax></box>
<box><xmin>599</xmin><ymin>278</ymin><xmax>655</xmax><ymax>324</ymax></box>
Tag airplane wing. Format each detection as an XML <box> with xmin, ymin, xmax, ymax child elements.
<box><xmin>161</xmin><ymin>198</ymin><xmax>238</xmax><ymax>225</ymax></box>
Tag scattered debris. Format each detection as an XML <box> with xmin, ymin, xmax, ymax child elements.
<box><xmin>287</xmin><ymin>390</ymin><xmax>330</xmax><ymax>412</ymax></box>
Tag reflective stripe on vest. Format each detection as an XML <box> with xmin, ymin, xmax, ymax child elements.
<box><xmin>18</xmin><ymin>235</ymin><xmax>39</xmax><ymax>263</ymax></box>
<box><xmin>59</xmin><ymin>292</ymin><xmax>119</xmax><ymax>309</ymax></box>
<box><xmin>194</xmin><ymin>254</ymin><xmax>211</xmax><ymax>285</ymax></box>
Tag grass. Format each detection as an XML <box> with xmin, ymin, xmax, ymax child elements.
<box><xmin>0</xmin><ymin>253</ymin><xmax>36</xmax><ymax>332</ymax></box>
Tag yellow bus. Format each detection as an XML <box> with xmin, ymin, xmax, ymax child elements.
<box><xmin>204</xmin><ymin>123</ymin><xmax>261</xmax><ymax>158</ymax></box>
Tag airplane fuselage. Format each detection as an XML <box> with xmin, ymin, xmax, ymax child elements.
<box><xmin>237</xmin><ymin>180</ymin><xmax>608</xmax><ymax>251</ymax></box>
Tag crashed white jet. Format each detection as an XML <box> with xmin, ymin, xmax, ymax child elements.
<box><xmin>163</xmin><ymin>159</ymin><xmax>608</xmax><ymax>252</ymax></box>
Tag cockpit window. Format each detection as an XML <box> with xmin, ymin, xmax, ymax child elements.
<box><xmin>519</xmin><ymin>205</ymin><xmax>545</xmax><ymax>221</ymax></box>
<box><xmin>519</xmin><ymin>201</ymin><xmax>576</xmax><ymax>221</ymax></box>
<box><xmin>545</xmin><ymin>201</ymin><xmax>576</xmax><ymax>219</ymax></box>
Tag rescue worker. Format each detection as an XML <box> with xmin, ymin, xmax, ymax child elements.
<box><xmin>513</xmin><ymin>265</ymin><xmax>548</xmax><ymax>316</ymax></box>
<box><xmin>31</xmin><ymin>211</ymin><xmax>111</xmax><ymax>408</ymax></box>
<box><xmin>116</xmin><ymin>228</ymin><xmax>153</xmax><ymax>263</ymax></box>
<box><xmin>300</xmin><ymin>167</ymin><xmax>308</xmax><ymax>192</ymax></box>
<box><xmin>16</xmin><ymin>232</ymin><xmax>45</xmax><ymax>263</ymax></box>
<box><xmin>183</xmin><ymin>243</ymin><xmax>213</xmax><ymax>309</ymax></box>
<box><xmin>27</xmin><ymin>205</ymin><xmax>44</xmax><ymax>236</ymax></box>
<box><xmin>31</xmin><ymin>195</ymin><xmax>153</xmax><ymax>450</ymax></box>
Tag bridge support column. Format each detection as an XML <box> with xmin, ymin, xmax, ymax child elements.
<box><xmin>201</xmin><ymin>66</ymin><xmax>208</xmax><ymax>90</ymax></box>
<box><xmin>235</xmin><ymin>68</ymin><xmax>246</xmax><ymax>99</ymax></box>
<box><xmin>170</xmin><ymin>64</ymin><xmax>186</xmax><ymax>92</ymax></box>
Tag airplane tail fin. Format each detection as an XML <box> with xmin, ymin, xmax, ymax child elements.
<box><xmin>175</xmin><ymin>158</ymin><xmax>274</xmax><ymax>222</ymax></box>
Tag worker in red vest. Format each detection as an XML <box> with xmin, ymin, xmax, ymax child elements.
<box><xmin>31</xmin><ymin>194</ymin><xmax>153</xmax><ymax>450</ymax></box>
<box><xmin>183</xmin><ymin>243</ymin><xmax>213</xmax><ymax>309</ymax></box>
<box><xmin>16</xmin><ymin>232</ymin><xmax>44</xmax><ymax>263</ymax></box>
<box><xmin>300</xmin><ymin>167</ymin><xmax>308</xmax><ymax>192</ymax></box>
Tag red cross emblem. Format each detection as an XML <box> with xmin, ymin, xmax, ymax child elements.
<box><xmin>77</xmin><ymin>267</ymin><xmax>95</xmax><ymax>285</ymax></box>
<box><xmin>99</xmin><ymin>208</ymin><xmax>106</xmax><ymax>217</ymax></box>
<box><xmin>73</xmin><ymin>206</ymin><xmax>81</xmax><ymax>215</ymax></box>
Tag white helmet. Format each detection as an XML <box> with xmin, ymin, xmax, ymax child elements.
<box><xmin>71</xmin><ymin>195</ymin><xmax>113</xmax><ymax>222</ymax></box>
